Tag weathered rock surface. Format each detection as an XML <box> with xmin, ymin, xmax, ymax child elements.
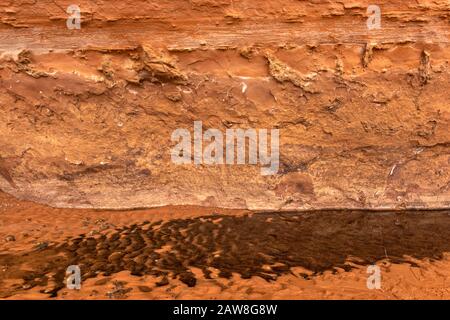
<box><xmin>0</xmin><ymin>1</ymin><xmax>449</xmax><ymax>210</ymax></box>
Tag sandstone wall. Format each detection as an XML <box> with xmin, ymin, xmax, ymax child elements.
<box><xmin>0</xmin><ymin>0</ymin><xmax>449</xmax><ymax>210</ymax></box>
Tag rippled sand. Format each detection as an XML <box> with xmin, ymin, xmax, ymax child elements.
<box><xmin>1</xmin><ymin>191</ymin><xmax>450</xmax><ymax>300</ymax></box>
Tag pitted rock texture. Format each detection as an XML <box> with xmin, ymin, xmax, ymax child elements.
<box><xmin>0</xmin><ymin>0</ymin><xmax>449</xmax><ymax>210</ymax></box>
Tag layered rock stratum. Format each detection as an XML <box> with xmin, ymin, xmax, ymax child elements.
<box><xmin>0</xmin><ymin>0</ymin><xmax>449</xmax><ymax>210</ymax></box>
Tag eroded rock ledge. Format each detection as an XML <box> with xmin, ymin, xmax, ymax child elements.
<box><xmin>0</xmin><ymin>0</ymin><xmax>449</xmax><ymax>210</ymax></box>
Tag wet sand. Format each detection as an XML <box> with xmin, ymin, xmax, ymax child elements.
<box><xmin>1</xmin><ymin>191</ymin><xmax>450</xmax><ymax>300</ymax></box>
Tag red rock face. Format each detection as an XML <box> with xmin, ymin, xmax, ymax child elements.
<box><xmin>0</xmin><ymin>1</ymin><xmax>449</xmax><ymax>210</ymax></box>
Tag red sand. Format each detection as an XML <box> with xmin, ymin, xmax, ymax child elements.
<box><xmin>1</xmin><ymin>191</ymin><xmax>450</xmax><ymax>300</ymax></box>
